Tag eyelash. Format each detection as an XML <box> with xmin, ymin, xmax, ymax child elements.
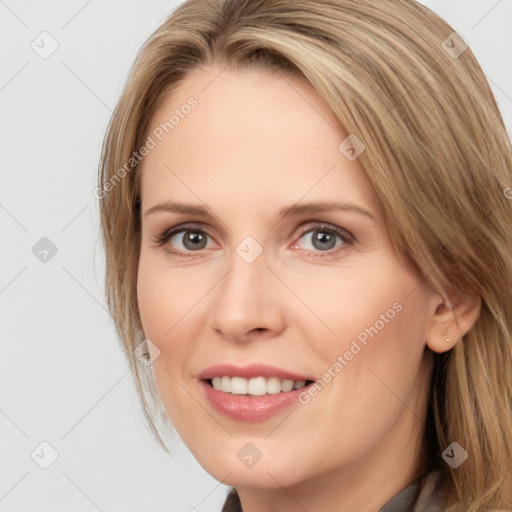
<box><xmin>153</xmin><ymin>222</ymin><xmax>355</xmax><ymax>258</ymax></box>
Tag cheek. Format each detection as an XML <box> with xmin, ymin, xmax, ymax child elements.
<box><xmin>136</xmin><ymin>252</ymin><xmax>215</xmax><ymax>398</ymax></box>
<box><xmin>282</xmin><ymin>257</ymin><xmax>420</xmax><ymax>361</ymax></box>
<box><xmin>136</xmin><ymin>258</ymin><xmax>192</xmax><ymax>430</ymax></box>
<box><xmin>137</xmin><ymin>252</ymin><xmax>206</xmax><ymax>341</ymax></box>
<box><xmin>294</xmin><ymin>258</ymin><xmax>431</xmax><ymax>420</ymax></box>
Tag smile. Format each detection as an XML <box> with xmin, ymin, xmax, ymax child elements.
<box><xmin>207</xmin><ymin>376</ymin><xmax>311</xmax><ymax>395</ymax></box>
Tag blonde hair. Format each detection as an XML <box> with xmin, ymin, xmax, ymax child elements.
<box><xmin>98</xmin><ymin>0</ymin><xmax>512</xmax><ymax>509</ymax></box>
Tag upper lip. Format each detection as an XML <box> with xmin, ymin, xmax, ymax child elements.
<box><xmin>198</xmin><ymin>363</ymin><xmax>315</xmax><ymax>382</ymax></box>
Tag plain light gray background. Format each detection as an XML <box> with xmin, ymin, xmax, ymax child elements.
<box><xmin>1</xmin><ymin>1</ymin><xmax>511</xmax><ymax>511</ymax></box>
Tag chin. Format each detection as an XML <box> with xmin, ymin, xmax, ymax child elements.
<box><xmin>191</xmin><ymin>444</ymin><xmax>308</xmax><ymax>489</ymax></box>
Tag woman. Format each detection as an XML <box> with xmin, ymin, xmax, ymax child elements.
<box><xmin>97</xmin><ymin>0</ymin><xmax>512</xmax><ymax>510</ymax></box>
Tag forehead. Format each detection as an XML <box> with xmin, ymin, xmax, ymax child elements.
<box><xmin>139</xmin><ymin>65</ymin><xmax>381</xmax><ymax>218</ymax></box>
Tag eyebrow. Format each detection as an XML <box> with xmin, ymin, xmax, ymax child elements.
<box><xmin>143</xmin><ymin>200</ymin><xmax>376</xmax><ymax>222</ymax></box>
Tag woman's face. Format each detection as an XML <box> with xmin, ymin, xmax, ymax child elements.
<box><xmin>137</xmin><ymin>64</ymin><xmax>442</xmax><ymax>495</ymax></box>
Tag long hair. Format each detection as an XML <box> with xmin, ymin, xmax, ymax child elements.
<box><xmin>97</xmin><ymin>1</ymin><xmax>512</xmax><ymax>509</ymax></box>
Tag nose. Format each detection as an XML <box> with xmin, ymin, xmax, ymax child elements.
<box><xmin>208</xmin><ymin>247</ymin><xmax>286</xmax><ymax>343</ymax></box>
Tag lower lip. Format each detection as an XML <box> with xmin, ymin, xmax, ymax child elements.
<box><xmin>199</xmin><ymin>380</ymin><xmax>309</xmax><ymax>422</ymax></box>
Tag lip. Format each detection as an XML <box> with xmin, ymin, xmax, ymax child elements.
<box><xmin>197</xmin><ymin>364</ymin><xmax>316</xmax><ymax>422</ymax></box>
<box><xmin>199</xmin><ymin>380</ymin><xmax>314</xmax><ymax>422</ymax></box>
<box><xmin>198</xmin><ymin>363</ymin><xmax>315</xmax><ymax>382</ymax></box>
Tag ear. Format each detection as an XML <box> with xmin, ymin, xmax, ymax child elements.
<box><xmin>425</xmin><ymin>289</ymin><xmax>482</xmax><ymax>353</ymax></box>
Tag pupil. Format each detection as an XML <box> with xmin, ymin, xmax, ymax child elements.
<box><xmin>313</xmin><ymin>231</ymin><xmax>335</xmax><ymax>250</ymax></box>
<box><xmin>184</xmin><ymin>231</ymin><xmax>207</xmax><ymax>250</ymax></box>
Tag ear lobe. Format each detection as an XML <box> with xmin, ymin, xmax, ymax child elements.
<box><xmin>425</xmin><ymin>291</ymin><xmax>482</xmax><ymax>354</ymax></box>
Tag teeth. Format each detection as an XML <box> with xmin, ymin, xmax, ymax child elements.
<box><xmin>221</xmin><ymin>376</ymin><xmax>231</xmax><ymax>392</ymax></box>
<box><xmin>210</xmin><ymin>376</ymin><xmax>308</xmax><ymax>395</ymax></box>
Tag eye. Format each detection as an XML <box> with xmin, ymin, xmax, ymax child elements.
<box><xmin>154</xmin><ymin>224</ymin><xmax>214</xmax><ymax>256</ymax></box>
<box><xmin>153</xmin><ymin>222</ymin><xmax>355</xmax><ymax>258</ymax></box>
<box><xmin>291</xmin><ymin>223</ymin><xmax>354</xmax><ymax>256</ymax></box>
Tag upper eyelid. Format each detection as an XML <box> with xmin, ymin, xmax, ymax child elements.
<box><xmin>162</xmin><ymin>220</ymin><xmax>350</xmax><ymax>236</ymax></box>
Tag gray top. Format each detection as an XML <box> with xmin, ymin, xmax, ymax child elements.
<box><xmin>221</xmin><ymin>470</ymin><xmax>447</xmax><ymax>512</ymax></box>
<box><xmin>379</xmin><ymin>470</ymin><xmax>447</xmax><ymax>511</ymax></box>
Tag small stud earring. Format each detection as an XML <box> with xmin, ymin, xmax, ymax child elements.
<box><xmin>444</xmin><ymin>337</ymin><xmax>451</xmax><ymax>343</ymax></box>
